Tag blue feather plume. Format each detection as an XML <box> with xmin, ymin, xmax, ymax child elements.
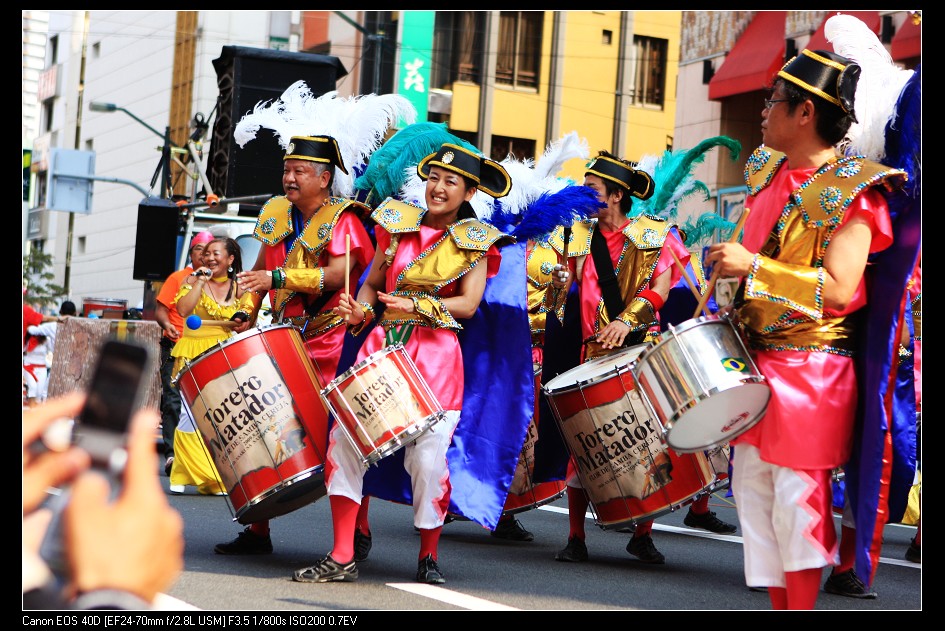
<box><xmin>634</xmin><ymin>136</ymin><xmax>742</xmax><ymax>219</ymax></box>
<box><xmin>487</xmin><ymin>185</ymin><xmax>604</xmax><ymax>241</ymax></box>
<box><xmin>354</xmin><ymin>122</ymin><xmax>479</xmax><ymax>205</ymax></box>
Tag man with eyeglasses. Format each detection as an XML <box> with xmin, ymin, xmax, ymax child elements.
<box><xmin>705</xmin><ymin>48</ymin><xmax>908</xmax><ymax>609</ymax></box>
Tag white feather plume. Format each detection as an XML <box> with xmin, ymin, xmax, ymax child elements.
<box><xmin>233</xmin><ymin>80</ymin><xmax>417</xmax><ymax>197</ymax></box>
<box><xmin>825</xmin><ymin>13</ymin><xmax>913</xmax><ymax>161</ymax></box>
<box><xmin>496</xmin><ymin>132</ymin><xmax>590</xmax><ymax>218</ymax></box>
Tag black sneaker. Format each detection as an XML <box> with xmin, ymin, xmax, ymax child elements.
<box><xmin>748</xmin><ymin>586</ymin><xmax>768</xmax><ymax>593</ymax></box>
<box><xmin>823</xmin><ymin>569</ymin><xmax>878</xmax><ymax>599</ymax></box>
<box><xmin>684</xmin><ymin>508</ymin><xmax>737</xmax><ymax>534</ymax></box>
<box><xmin>491</xmin><ymin>518</ymin><xmax>534</xmax><ymax>542</ymax></box>
<box><xmin>164</xmin><ymin>456</ymin><xmax>174</xmax><ymax>476</ymax></box>
<box><xmin>293</xmin><ymin>555</ymin><xmax>358</xmax><ymax>583</ymax></box>
<box><xmin>214</xmin><ymin>527</ymin><xmax>273</xmax><ymax>555</ymax></box>
<box><xmin>905</xmin><ymin>538</ymin><xmax>920</xmax><ymax>563</ymax></box>
<box><xmin>626</xmin><ymin>534</ymin><xmax>665</xmax><ymax>564</ymax></box>
<box><xmin>555</xmin><ymin>536</ymin><xmax>588</xmax><ymax>562</ymax></box>
<box><xmin>416</xmin><ymin>554</ymin><xmax>446</xmax><ymax>584</ymax></box>
<box><xmin>354</xmin><ymin>529</ymin><xmax>372</xmax><ymax>562</ymax></box>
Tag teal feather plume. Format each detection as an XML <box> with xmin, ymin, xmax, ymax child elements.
<box><xmin>677</xmin><ymin>211</ymin><xmax>736</xmax><ymax>246</ymax></box>
<box><xmin>354</xmin><ymin>122</ymin><xmax>479</xmax><ymax>205</ymax></box>
<box><xmin>634</xmin><ymin>136</ymin><xmax>742</xmax><ymax>219</ymax></box>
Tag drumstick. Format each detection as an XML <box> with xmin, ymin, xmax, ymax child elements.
<box><xmin>667</xmin><ymin>247</ymin><xmax>704</xmax><ymax>310</ymax></box>
<box><xmin>344</xmin><ymin>234</ymin><xmax>351</xmax><ymax>321</ymax></box>
<box><xmin>195</xmin><ymin>319</ymin><xmax>240</xmax><ymax>329</ymax></box>
<box><xmin>692</xmin><ymin>207</ymin><xmax>751</xmax><ymax>319</ymax></box>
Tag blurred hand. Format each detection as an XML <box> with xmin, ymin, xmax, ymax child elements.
<box><xmin>64</xmin><ymin>406</ymin><xmax>184</xmax><ymax>604</ymax></box>
<box><xmin>23</xmin><ymin>392</ymin><xmax>91</xmax><ymax>515</ymax></box>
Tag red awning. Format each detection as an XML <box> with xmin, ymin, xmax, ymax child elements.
<box><xmin>806</xmin><ymin>11</ymin><xmax>879</xmax><ymax>52</ymax></box>
<box><xmin>891</xmin><ymin>15</ymin><xmax>921</xmax><ymax>61</ymax></box>
<box><xmin>708</xmin><ymin>12</ymin><xmax>786</xmax><ymax>100</ymax></box>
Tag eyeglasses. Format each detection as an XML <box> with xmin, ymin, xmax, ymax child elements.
<box><xmin>764</xmin><ymin>98</ymin><xmax>790</xmax><ymax>109</ymax></box>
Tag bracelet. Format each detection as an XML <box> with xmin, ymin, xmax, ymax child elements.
<box><xmin>360</xmin><ymin>301</ymin><xmax>376</xmax><ymax>324</ymax></box>
<box><xmin>272</xmin><ymin>268</ymin><xmax>285</xmax><ymax>289</ymax></box>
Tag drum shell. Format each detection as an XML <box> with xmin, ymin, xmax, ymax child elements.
<box><xmin>502</xmin><ymin>367</ymin><xmax>566</xmax><ymax>516</ymax></box>
<box><xmin>633</xmin><ymin>315</ymin><xmax>770</xmax><ymax>453</ymax></box>
<box><xmin>321</xmin><ymin>344</ymin><xmax>445</xmax><ymax>468</ymax></box>
<box><xmin>175</xmin><ymin>324</ymin><xmax>328</xmax><ymax>523</ymax></box>
<box><xmin>543</xmin><ymin>346</ymin><xmax>714</xmax><ymax>529</ymax></box>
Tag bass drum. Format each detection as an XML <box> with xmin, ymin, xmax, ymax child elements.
<box><xmin>174</xmin><ymin>324</ymin><xmax>329</xmax><ymax>523</ymax></box>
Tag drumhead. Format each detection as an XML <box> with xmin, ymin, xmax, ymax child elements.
<box><xmin>175</xmin><ymin>323</ymin><xmax>298</xmax><ymax>381</ymax></box>
<box><xmin>544</xmin><ymin>344</ymin><xmax>648</xmax><ymax>393</ymax></box>
<box><xmin>322</xmin><ymin>343</ymin><xmax>404</xmax><ymax>395</ymax></box>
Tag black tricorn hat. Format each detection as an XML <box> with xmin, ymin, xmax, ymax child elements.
<box><xmin>284</xmin><ymin>135</ymin><xmax>349</xmax><ymax>175</ymax></box>
<box><xmin>778</xmin><ymin>49</ymin><xmax>859</xmax><ymax>122</ymax></box>
<box><xmin>417</xmin><ymin>143</ymin><xmax>512</xmax><ymax>199</ymax></box>
<box><xmin>585</xmin><ymin>155</ymin><xmax>654</xmax><ymax>200</ymax></box>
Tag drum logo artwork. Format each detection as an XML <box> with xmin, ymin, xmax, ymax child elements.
<box><xmin>190</xmin><ymin>354</ymin><xmax>307</xmax><ymax>489</ymax></box>
<box><xmin>562</xmin><ymin>388</ymin><xmax>671</xmax><ymax>504</ymax></box>
<box><xmin>338</xmin><ymin>356</ymin><xmax>423</xmax><ymax>453</ymax></box>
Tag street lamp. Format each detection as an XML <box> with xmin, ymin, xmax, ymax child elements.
<box><xmin>89</xmin><ymin>101</ymin><xmax>169</xmax><ymax>143</ymax></box>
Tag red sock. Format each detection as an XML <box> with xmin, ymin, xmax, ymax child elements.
<box><xmin>768</xmin><ymin>586</ymin><xmax>788</xmax><ymax>609</ymax></box>
<box><xmin>249</xmin><ymin>520</ymin><xmax>270</xmax><ymax>537</ymax></box>
<box><xmin>835</xmin><ymin>524</ymin><xmax>856</xmax><ymax>574</ymax></box>
<box><xmin>784</xmin><ymin>567</ymin><xmax>821</xmax><ymax>610</ymax></box>
<box><xmin>690</xmin><ymin>494</ymin><xmax>709</xmax><ymax>515</ymax></box>
<box><xmin>418</xmin><ymin>526</ymin><xmax>442</xmax><ymax>561</ymax></box>
<box><xmin>328</xmin><ymin>495</ymin><xmax>359</xmax><ymax>564</ymax></box>
<box><xmin>567</xmin><ymin>486</ymin><xmax>588</xmax><ymax>540</ymax></box>
<box><xmin>356</xmin><ymin>496</ymin><xmax>371</xmax><ymax>536</ymax></box>
<box><xmin>634</xmin><ymin>520</ymin><xmax>653</xmax><ymax>537</ymax></box>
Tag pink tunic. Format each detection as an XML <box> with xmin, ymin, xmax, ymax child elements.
<box><xmin>357</xmin><ymin>225</ymin><xmax>501</xmax><ymax>411</ymax></box>
<box><xmin>734</xmin><ymin>165</ymin><xmax>893</xmax><ymax>469</ymax></box>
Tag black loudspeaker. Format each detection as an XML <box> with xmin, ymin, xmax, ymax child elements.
<box><xmin>207</xmin><ymin>46</ymin><xmax>348</xmax><ymax>212</ymax></box>
<box><xmin>133</xmin><ymin>197</ymin><xmax>180</xmax><ymax>281</ymax></box>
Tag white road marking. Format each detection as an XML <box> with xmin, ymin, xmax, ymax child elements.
<box><xmin>387</xmin><ymin>583</ymin><xmax>519</xmax><ymax>610</ymax></box>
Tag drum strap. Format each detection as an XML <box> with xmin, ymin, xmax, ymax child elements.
<box><xmin>590</xmin><ymin>228</ymin><xmax>625</xmax><ymax>323</ymax></box>
<box><xmin>303</xmin><ymin>289</ymin><xmax>337</xmax><ymax>318</ymax></box>
<box><xmin>385</xmin><ymin>323</ymin><xmax>415</xmax><ymax>347</ymax></box>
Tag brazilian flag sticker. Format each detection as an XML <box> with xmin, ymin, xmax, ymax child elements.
<box><xmin>722</xmin><ymin>357</ymin><xmax>748</xmax><ymax>372</ymax></box>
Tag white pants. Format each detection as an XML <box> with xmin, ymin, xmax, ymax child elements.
<box><xmin>326</xmin><ymin>409</ymin><xmax>461</xmax><ymax>530</ymax></box>
<box><xmin>732</xmin><ymin>444</ymin><xmax>839</xmax><ymax>588</ymax></box>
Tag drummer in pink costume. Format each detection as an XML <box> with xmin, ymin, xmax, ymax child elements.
<box><xmin>551</xmin><ymin>151</ymin><xmax>693</xmax><ymax>565</ymax></box>
<box><xmin>298</xmin><ymin>143</ymin><xmax>513</xmax><ymax>585</ymax></box>
<box><xmin>215</xmin><ymin>135</ymin><xmax>375</xmax><ymax>556</ymax></box>
<box><xmin>705</xmin><ymin>49</ymin><xmax>905</xmax><ymax>609</ymax></box>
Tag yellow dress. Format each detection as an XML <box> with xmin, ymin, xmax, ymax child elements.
<box><xmin>169</xmin><ymin>282</ymin><xmax>255</xmax><ymax>495</ymax></box>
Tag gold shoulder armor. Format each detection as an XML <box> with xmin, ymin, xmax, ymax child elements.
<box><xmin>371</xmin><ymin>198</ymin><xmax>424</xmax><ymax>233</ymax></box>
<box><xmin>797</xmin><ymin>156</ymin><xmax>909</xmax><ymax>226</ymax></box>
<box><xmin>448</xmin><ymin>219</ymin><xmax>514</xmax><ymax>251</ymax></box>
<box><xmin>625</xmin><ymin>215</ymin><xmax>671</xmax><ymax>250</ymax></box>
<box><xmin>253</xmin><ymin>196</ymin><xmax>293</xmax><ymax>246</ymax></box>
<box><xmin>744</xmin><ymin>146</ymin><xmax>787</xmax><ymax>195</ymax></box>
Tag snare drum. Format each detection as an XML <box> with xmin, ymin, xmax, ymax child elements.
<box><xmin>321</xmin><ymin>344</ymin><xmax>446</xmax><ymax>468</ymax></box>
<box><xmin>543</xmin><ymin>345</ymin><xmax>716</xmax><ymax>530</ymax></box>
<box><xmin>174</xmin><ymin>324</ymin><xmax>329</xmax><ymax>524</ymax></box>
<box><xmin>632</xmin><ymin>314</ymin><xmax>770</xmax><ymax>453</ymax></box>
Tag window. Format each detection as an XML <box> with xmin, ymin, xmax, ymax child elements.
<box><xmin>496</xmin><ymin>11</ymin><xmax>543</xmax><ymax>89</ymax></box>
<box><xmin>431</xmin><ymin>12</ymin><xmax>485</xmax><ymax>88</ymax></box>
<box><xmin>631</xmin><ymin>36</ymin><xmax>667</xmax><ymax>108</ymax></box>
<box><xmin>43</xmin><ymin>99</ymin><xmax>53</xmax><ymax>133</ymax></box>
<box><xmin>47</xmin><ymin>34</ymin><xmax>58</xmax><ymax>68</ymax></box>
<box><xmin>490</xmin><ymin>135</ymin><xmax>536</xmax><ymax>163</ymax></box>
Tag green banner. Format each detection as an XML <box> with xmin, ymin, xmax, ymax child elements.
<box><xmin>397</xmin><ymin>11</ymin><xmax>435</xmax><ymax>122</ymax></box>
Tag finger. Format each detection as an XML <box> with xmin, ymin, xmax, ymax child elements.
<box><xmin>120</xmin><ymin>408</ymin><xmax>163</xmax><ymax>500</ymax></box>
<box><xmin>23</xmin><ymin>392</ymin><xmax>85</xmax><ymax>447</ymax></box>
<box><xmin>23</xmin><ymin>509</ymin><xmax>53</xmax><ymax>554</ymax></box>
<box><xmin>24</xmin><ymin>448</ymin><xmax>90</xmax><ymax>514</ymax></box>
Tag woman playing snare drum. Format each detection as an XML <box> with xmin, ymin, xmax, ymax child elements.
<box><xmin>296</xmin><ymin>143</ymin><xmax>513</xmax><ymax>585</ymax></box>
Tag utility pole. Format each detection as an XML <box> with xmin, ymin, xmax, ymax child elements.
<box><xmin>333</xmin><ymin>11</ymin><xmax>385</xmax><ymax>94</ymax></box>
